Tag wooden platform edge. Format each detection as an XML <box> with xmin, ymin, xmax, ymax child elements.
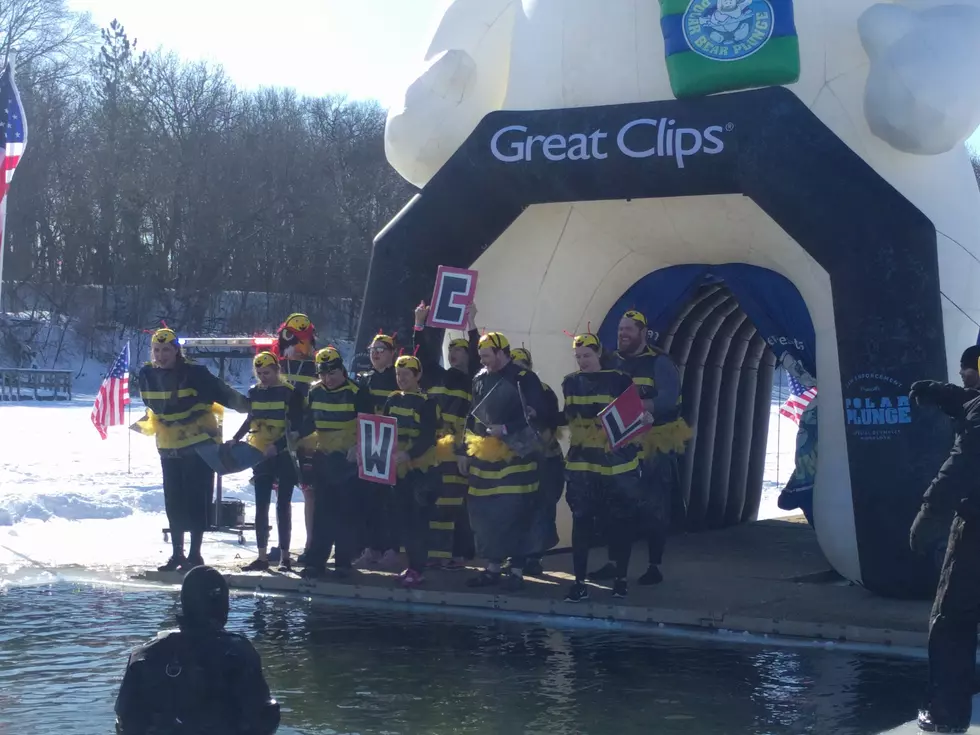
<box><xmin>134</xmin><ymin>569</ymin><xmax>929</xmax><ymax>651</ymax></box>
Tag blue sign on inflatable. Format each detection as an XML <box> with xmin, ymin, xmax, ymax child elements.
<box><xmin>598</xmin><ymin>263</ymin><xmax>816</xmax><ymax>379</ymax></box>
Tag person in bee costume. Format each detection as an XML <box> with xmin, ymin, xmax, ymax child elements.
<box><xmin>462</xmin><ymin>332</ymin><xmax>547</xmax><ymax>592</ymax></box>
<box><xmin>299</xmin><ymin>346</ymin><xmax>372</xmax><ymax>580</ymax></box>
<box><xmin>412</xmin><ymin>300</ymin><xmax>480</xmax><ymax>570</ymax></box>
<box><xmin>353</xmin><ymin>331</ymin><xmax>401</xmax><ymax>568</ymax></box>
<box><xmin>132</xmin><ymin>328</ymin><xmax>249</xmax><ymax>573</ymax></box>
<box><xmin>270</xmin><ymin>313</ymin><xmax>318</xmax><ymax>565</ymax></box>
<box><xmin>559</xmin><ymin>333</ymin><xmax>652</xmax><ymax>602</ymax></box>
<box><xmin>382</xmin><ymin>354</ymin><xmax>438</xmax><ymax>588</ymax></box>
<box><xmin>509</xmin><ymin>346</ymin><xmax>563</xmax><ymax>577</ymax></box>
<box><xmin>592</xmin><ymin>310</ymin><xmax>692</xmax><ymax>586</ymax></box>
<box><xmin>232</xmin><ymin>352</ymin><xmax>306</xmax><ymax>573</ymax></box>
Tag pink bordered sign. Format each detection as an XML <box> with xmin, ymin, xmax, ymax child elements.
<box><xmin>357</xmin><ymin>413</ymin><xmax>398</xmax><ymax>485</ymax></box>
<box><xmin>598</xmin><ymin>383</ymin><xmax>651</xmax><ymax>451</ymax></box>
<box><xmin>426</xmin><ymin>265</ymin><xmax>479</xmax><ymax>329</ymax></box>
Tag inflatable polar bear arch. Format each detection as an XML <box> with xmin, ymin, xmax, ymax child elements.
<box><xmin>374</xmin><ymin>0</ymin><xmax>980</xmax><ymax>598</ymax></box>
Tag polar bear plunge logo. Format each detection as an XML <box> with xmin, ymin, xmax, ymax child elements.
<box><xmin>683</xmin><ymin>0</ymin><xmax>775</xmax><ymax>62</ymax></box>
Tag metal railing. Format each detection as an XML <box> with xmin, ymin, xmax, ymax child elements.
<box><xmin>0</xmin><ymin>368</ymin><xmax>73</xmax><ymax>401</ymax></box>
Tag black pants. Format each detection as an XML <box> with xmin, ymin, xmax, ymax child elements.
<box><xmin>926</xmin><ymin>514</ymin><xmax>980</xmax><ymax>725</ymax></box>
<box><xmin>393</xmin><ymin>470</ymin><xmax>435</xmax><ymax>572</ymax></box>
<box><xmin>252</xmin><ymin>452</ymin><xmax>296</xmax><ymax>552</ymax></box>
<box><xmin>566</xmin><ymin>472</ymin><xmax>641</xmax><ymax>581</ymax></box>
<box><xmin>643</xmin><ymin>453</ymin><xmax>676</xmax><ymax>566</ymax></box>
<box><xmin>361</xmin><ymin>483</ymin><xmax>397</xmax><ymax>553</ymax></box>
<box><xmin>306</xmin><ymin>453</ymin><xmax>358</xmax><ymax>569</ymax></box>
<box><xmin>161</xmin><ymin>451</ymin><xmax>214</xmax><ymax>534</ymax></box>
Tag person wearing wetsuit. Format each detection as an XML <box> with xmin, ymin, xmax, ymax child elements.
<box><xmin>383</xmin><ymin>355</ymin><xmax>438</xmax><ymax>588</ymax></box>
<box><xmin>354</xmin><ymin>332</ymin><xmax>400</xmax><ymax>568</ymax></box>
<box><xmin>133</xmin><ymin>329</ymin><xmax>249</xmax><ymax>573</ymax></box>
<box><xmin>235</xmin><ymin>352</ymin><xmax>305</xmax><ymax>573</ymax></box>
<box><xmin>114</xmin><ymin>565</ymin><xmax>280</xmax><ymax>735</ymax></box>
<box><xmin>412</xmin><ymin>300</ymin><xmax>480</xmax><ymax>570</ymax></box>
<box><xmin>592</xmin><ymin>310</ymin><xmax>692</xmax><ymax>586</ymax></box>
<box><xmin>270</xmin><ymin>313</ymin><xmax>318</xmax><ymax>565</ymax></box>
<box><xmin>299</xmin><ymin>346</ymin><xmax>371</xmax><ymax>580</ymax></box>
<box><xmin>510</xmin><ymin>346</ymin><xmax>563</xmax><ymax>577</ymax></box>
<box><xmin>909</xmin><ymin>345</ymin><xmax>980</xmax><ymax>734</ymax></box>
<box><xmin>560</xmin><ymin>333</ymin><xmax>650</xmax><ymax>602</ymax></box>
<box><xmin>463</xmin><ymin>332</ymin><xmax>547</xmax><ymax>592</ymax></box>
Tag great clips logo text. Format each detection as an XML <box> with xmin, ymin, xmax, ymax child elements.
<box><xmin>489</xmin><ymin>118</ymin><xmax>733</xmax><ymax>169</ymax></box>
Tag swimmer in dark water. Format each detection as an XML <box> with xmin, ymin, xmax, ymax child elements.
<box><xmin>114</xmin><ymin>566</ymin><xmax>280</xmax><ymax>734</ymax></box>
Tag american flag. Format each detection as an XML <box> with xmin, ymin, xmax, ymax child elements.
<box><xmin>91</xmin><ymin>344</ymin><xmax>131</xmax><ymax>440</ymax></box>
<box><xmin>0</xmin><ymin>61</ymin><xmax>26</xmax><ymax>201</ymax></box>
<box><xmin>779</xmin><ymin>373</ymin><xmax>817</xmax><ymax>424</ymax></box>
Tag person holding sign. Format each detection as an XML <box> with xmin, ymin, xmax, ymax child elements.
<box><xmin>354</xmin><ymin>331</ymin><xmax>401</xmax><ymax>568</ymax></box>
<box><xmin>509</xmin><ymin>347</ymin><xmax>564</xmax><ymax>577</ymax></box>
<box><xmin>463</xmin><ymin>332</ymin><xmax>547</xmax><ymax>592</ymax></box>
<box><xmin>298</xmin><ymin>346</ymin><xmax>371</xmax><ymax>581</ymax></box>
<box><xmin>382</xmin><ymin>355</ymin><xmax>439</xmax><ymax>588</ymax></box>
<box><xmin>234</xmin><ymin>351</ymin><xmax>306</xmax><ymax>573</ymax></box>
<box><xmin>413</xmin><ymin>300</ymin><xmax>480</xmax><ymax>570</ymax></box>
<box><xmin>593</xmin><ymin>310</ymin><xmax>692</xmax><ymax>586</ymax></box>
<box><xmin>559</xmin><ymin>333</ymin><xmax>651</xmax><ymax>603</ymax></box>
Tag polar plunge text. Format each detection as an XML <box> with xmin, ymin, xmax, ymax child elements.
<box><xmin>489</xmin><ymin>118</ymin><xmax>728</xmax><ymax>168</ymax></box>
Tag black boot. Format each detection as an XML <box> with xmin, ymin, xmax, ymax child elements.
<box><xmin>157</xmin><ymin>555</ymin><xmax>185</xmax><ymax>573</ymax></box>
<box><xmin>917</xmin><ymin>709</ymin><xmax>970</xmax><ymax>733</ymax></box>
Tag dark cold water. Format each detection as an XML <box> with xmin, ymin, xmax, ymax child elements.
<box><xmin>0</xmin><ymin>581</ymin><xmax>927</xmax><ymax>734</ymax></box>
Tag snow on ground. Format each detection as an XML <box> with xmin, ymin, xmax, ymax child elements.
<box><xmin>0</xmin><ymin>396</ymin><xmax>798</xmax><ymax>582</ymax></box>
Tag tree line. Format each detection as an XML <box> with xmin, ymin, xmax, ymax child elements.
<box><xmin>0</xmin><ymin>2</ymin><xmax>415</xmax><ymax>338</ymax></box>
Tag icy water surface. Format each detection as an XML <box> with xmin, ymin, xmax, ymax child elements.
<box><xmin>0</xmin><ymin>581</ymin><xmax>926</xmax><ymax>734</ymax></box>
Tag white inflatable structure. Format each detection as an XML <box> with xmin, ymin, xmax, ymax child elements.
<box><xmin>358</xmin><ymin>0</ymin><xmax>980</xmax><ymax>598</ymax></box>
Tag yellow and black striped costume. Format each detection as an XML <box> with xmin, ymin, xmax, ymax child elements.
<box><xmin>414</xmin><ymin>326</ymin><xmax>479</xmax><ymax>562</ymax></box>
<box><xmin>237</xmin><ymin>380</ymin><xmax>305</xmax><ymax>454</ymax></box>
<box><xmin>134</xmin><ymin>361</ymin><xmax>249</xmax><ymax>453</ymax></box>
<box><xmin>383</xmin><ymin>390</ymin><xmax>438</xmax><ymax>479</ymax></box>
<box><xmin>464</xmin><ymin>361</ymin><xmax>547</xmax><ymax>562</ymax></box>
<box><xmin>359</xmin><ymin>366</ymin><xmax>399</xmax><ymax>415</ymax></box>
<box><xmin>305</xmin><ymin>378</ymin><xmax>368</xmax><ymax>458</ymax></box>
<box><xmin>281</xmin><ymin>358</ymin><xmax>318</xmax><ymax>398</ymax></box>
<box><xmin>609</xmin><ymin>345</ymin><xmax>692</xmax><ymax>458</ymax></box>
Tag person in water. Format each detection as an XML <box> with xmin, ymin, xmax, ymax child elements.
<box><xmin>909</xmin><ymin>345</ymin><xmax>980</xmax><ymax>734</ymax></box>
<box><xmin>114</xmin><ymin>565</ymin><xmax>280</xmax><ymax>735</ymax></box>
<box><xmin>235</xmin><ymin>351</ymin><xmax>306</xmax><ymax>573</ymax></box>
<box><xmin>132</xmin><ymin>328</ymin><xmax>249</xmax><ymax>572</ymax></box>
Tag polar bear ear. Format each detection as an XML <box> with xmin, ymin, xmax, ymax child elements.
<box><xmin>858</xmin><ymin>3</ymin><xmax>918</xmax><ymax>59</ymax></box>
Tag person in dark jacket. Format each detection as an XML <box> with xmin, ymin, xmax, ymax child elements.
<box><xmin>132</xmin><ymin>329</ymin><xmax>249</xmax><ymax>573</ymax></box>
<box><xmin>114</xmin><ymin>565</ymin><xmax>280</xmax><ymax>735</ymax></box>
<box><xmin>510</xmin><ymin>346</ymin><xmax>563</xmax><ymax>577</ymax></box>
<box><xmin>412</xmin><ymin>300</ymin><xmax>479</xmax><ymax>570</ymax></box>
<box><xmin>235</xmin><ymin>351</ymin><xmax>306</xmax><ymax>573</ymax></box>
<box><xmin>909</xmin><ymin>344</ymin><xmax>980</xmax><ymax>733</ymax></box>
<box><xmin>354</xmin><ymin>332</ymin><xmax>401</xmax><ymax>568</ymax></box>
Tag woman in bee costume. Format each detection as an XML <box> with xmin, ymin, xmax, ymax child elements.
<box><xmin>233</xmin><ymin>352</ymin><xmax>306</xmax><ymax>573</ymax></box>
<box><xmin>133</xmin><ymin>328</ymin><xmax>249</xmax><ymax>572</ymax></box>
<box><xmin>560</xmin><ymin>332</ymin><xmax>650</xmax><ymax>603</ymax></box>
<box><xmin>383</xmin><ymin>354</ymin><xmax>438</xmax><ymax>588</ymax></box>
<box><xmin>270</xmin><ymin>313</ymin><xmax>318</xmax><ymax>564</ymax></box>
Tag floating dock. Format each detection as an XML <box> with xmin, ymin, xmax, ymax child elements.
<box><xmin>137</xmin><ymin>515</ymin><xmax>933</xmax><ymax>649</ymax></box>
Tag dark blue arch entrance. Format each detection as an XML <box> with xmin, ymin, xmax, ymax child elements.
<box><xmin>599</xmin><ymin>264</ymin><xmax>817</xmax><ymax>531</ymax></box>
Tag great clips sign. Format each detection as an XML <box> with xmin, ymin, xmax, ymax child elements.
<box><xmin>489</xmin><ymin>117</ymin><xmax>735</xmax><ymax>169</ymax></box>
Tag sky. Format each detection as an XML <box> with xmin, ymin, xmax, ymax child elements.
<box><xmin>65</xmin><ymin>0</ymin><xmax>450</xmax><ymax>108</ymax></box>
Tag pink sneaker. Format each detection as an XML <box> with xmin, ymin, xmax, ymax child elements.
<box><xmin>400</xmin><ymin>569</ymin><xmax>424</xmax><ymax>588</ymax></box>
<box><xmin>380</xmin><ymin>549</ymin><xmax>401</xmax><ymax>569</ymax></box>
<box><xmin>354</xmin><ymin>548</ymin><xmax>381</xmax><ymax>567</ymax></box>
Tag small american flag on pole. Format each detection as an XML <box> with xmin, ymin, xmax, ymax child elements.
<box><xmin>91</xmin><ymin>343</ymin><xmax>131</xmax><ymax>439</ymax></box>
<box><xmin>779</xmin><ymin>373</ymin><xmax>817</xmax><ymax>425</ymax></box>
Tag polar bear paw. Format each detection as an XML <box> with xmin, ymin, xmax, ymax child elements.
<box><xmin>860</xmin><ymin>1</ymin><xmax>980</xmax><ymax>155</ymax></box>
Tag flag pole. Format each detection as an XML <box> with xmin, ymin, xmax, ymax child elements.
<box><xmin>0</xmin><ymin>50</ymin><xmax>18</xmax><ymax>316</ymax></box>
<box><xmin>127</xmin><ymin>341</ymin><xmax>132</xmax><ymax>474</ymax></box>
